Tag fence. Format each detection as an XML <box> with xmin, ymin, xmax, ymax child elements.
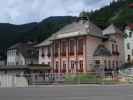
<box><xmin>25</xmin><ymin>71</ymin><xmax>119</xmax><ymax>85</ymax></box>
<box><xmin>0</xmin><ymin>71</ymin><xmax>119</xmax><ymax>87</ymax></box>
<box><xmin>0</xmin><ymin>74</ymin><xmax>28</xmax><ymax>87</ymax></box>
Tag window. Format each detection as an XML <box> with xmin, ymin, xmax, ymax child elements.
<box><xmin>54</xmin><ymin>41</ymin><xmax>59</xmax><ymax>57</ymax></box>
<box><xmin>95</xmin><ymin>60</ymin><xmax>100</xmax><ymax>65</ymax></box>
<box><xmin>56</xmin><ymin>62</ymin><xmax>59</xmax><ymax>68</ymax></box>
<box><xmin>112</xmin><ymin>44</ymin><xmax>114</xmax><ymax>53</ymax></box>
<box><xmin>127</xmin><ymin>55</ymin><xmax>131</xmax><ymax>62</ymax></box>
<box><xmin>78</xmin><ymin>39</ymin><xmax>84</xmax><ymax>55</ymax></box>
<box><xmin>116</xmin><ymin>61</ymin><xmax>118</xmax><ymax>68</ymax></box>
<box><xmin>71</xmin><ymin>60</ymin><xmax>75</xmax><ymax>70</ymax></box>
<box><xmin>41</xmin><ymin>48</ymin><xmax>45</xmax><ymax>57</ymax></box>
<box><xmin>104</xmin><ymin>60</ymin><xmax>107</xmax><ymax>68</ymax></box>
<box><xmin>47</xmin><ymin>46</ymin><xmax>51</xmax><ymax>57</ymax></box>
<box><xmin>55</xmin><ymin>61</ymin><xmax>59</xmax><ymax>73</ymax></box>
<box><xmin>69</xmin><ymin>40</ymin><xmax>75</xmax><ymax>56</ymax></box>
<box><xmin>112</xmin><ymin>61</ymin><xmax>115</xmax><ymax>68</ymax></box>
<box><xmin>127</xmin><ymin>43</ymin><xmax>130</xmax><ymax>49</ymax></box>
<box><xmin>79</xmin><ymin>60</ymin><xmax>83</xmax><ymax>72</ymax></box>
<box><xmin>132</xmin><ymin>49</ymin><xmax>133</xmax><ymax>56</ymax></box>
<box><xmin>62</xmin><ymin>61</ymin><xmax>66</xmax><ymax>73</ymax></box>
<box><xmin>129</xmin><ymin>31</ymin><xmax>132</xmax><ymax>38</ymax></box>
<box><xmin>61</xmin><ymin>41</ymin><xmax>67</xmax><ymax>56</ymax></box>
<box><xmin>63</xmin><ymin>61</ymin><xmax>66</xmax><ymax>69</ymax></box>
<box><xmin>108</xmin><ymin>60</ymin><xmax>111</xmax><ymax>68</ymax></box>
<box><xmin>116</xmin><ymin>45</ymin><xmax>118</xmax><ymax>52</ymax></box>
<box><xmin>48</xmin><ymin>62</ymin><xmax>50</xmax><ymax>65</ymax></box>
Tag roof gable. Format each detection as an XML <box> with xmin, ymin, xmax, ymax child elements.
<box><xmin>103</xmin><ymin>24</ymin><xmax>122</xmax><ymax>35</ymax></box>
<box><xmin>52</xmin><ymin>20</ymin><xmax>103</xmax><ymax>39</ymax></box>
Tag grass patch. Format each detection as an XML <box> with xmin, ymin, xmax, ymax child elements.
<box><xmin>64</xmin><ymin>73</ymin><xmax>102</xmax><ymax>84</ymax></box>
<box><xmin>64</xmin><ymin>73</ymin><xmax>119</xmax><ymax>84</ymax></box>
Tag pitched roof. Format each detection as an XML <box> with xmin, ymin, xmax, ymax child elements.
<box><xmin>8</xmin><ymin>42</ymin><xmax>35</xmax><ymax>50</ymax></box>
<box><xmin>8</xmin><ymin>42</ymin><xmax>38</xmax><ymax>58</ymax></box>
<box><xmin>93</xmin><ymin>45</ymin><xmax>112</xmax><ymax>57</ymax></box>
<box><xmin>103</xmin><ymin>24</ymin><xmax>122</xmax><ymax>35</ymax></box>
<box><xmin>34</xmin><ymin>37</ymin><xmax>52</xmax><ymax>47</ymax></box>
<box><xmin>51</xmin><ymin>20</ymin><xmax>104</xmax><ymax>40</ymax></box>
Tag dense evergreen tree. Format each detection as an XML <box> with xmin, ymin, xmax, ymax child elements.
<box><xmin>79</xmin><ymin>0</ymin><xmax>133</xmax><ymax>29</ymax></box>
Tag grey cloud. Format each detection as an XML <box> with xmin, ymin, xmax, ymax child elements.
<box><xmin>0</xmin><ymin>0</ymin><xmax>114</xmax><ymax>24</ymax></box>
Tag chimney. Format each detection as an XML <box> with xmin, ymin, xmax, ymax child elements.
<box><xmin>79</xmin><ymin>16</ymin><xmax>90</xmax><ymax>24</ymax></box>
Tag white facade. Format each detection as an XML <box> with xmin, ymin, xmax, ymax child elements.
<box><xmin>7</xmin><ymin>49</ymin><xmax>25</xmax><ymax>65</ymax></box>
<box><xmin>39</xmin><ymin>46</ymin><xmax>51</xmax><ymax>65</ymax></box>
<box><xmin>124</xmin><ymin>26</ymin><xmax>133</xmax><ymax>63</ymax></box>
<box><xmin>0</xmin><ymin>71</ymin><xmax>28</xmax><ymax>87</ymax></box>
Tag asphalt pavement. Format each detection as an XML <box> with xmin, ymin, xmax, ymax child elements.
<box><xmin>0</xmin><ymin>85</ymin><xmax>133</xmax><ymax>100</ymax></box>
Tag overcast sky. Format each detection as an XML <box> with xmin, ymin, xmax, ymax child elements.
<box><xmin>0</xmin><ymin>0</ymin><xmax>115</xmax><ymax>24</ymax></box>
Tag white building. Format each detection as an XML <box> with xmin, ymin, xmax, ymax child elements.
<box><xmin>124</xmin><ymin>24</ymin><xmax>133</xmax><ymax>63</ymax></box>
<box><xmin>7</xmin><ymin>42</ymin><xmax>38</xmax><ymax>65</ymax></box>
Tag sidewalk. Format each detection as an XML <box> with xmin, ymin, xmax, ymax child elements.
<box><xmin>28</xmin><ymin>83</ymin><xmax>133</xmax><ymax>88</ymax></box>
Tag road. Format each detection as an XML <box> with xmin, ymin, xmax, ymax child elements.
<box><xmin>0</xmin><ymin>85</ymin><xmax>133</xmax><ymax>100</ymax></box>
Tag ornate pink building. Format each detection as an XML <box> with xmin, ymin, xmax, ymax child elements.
<box><xmin>37</xmin><ymin>19</ymin><xmax>124</xmax><ymax>74</ymax></box>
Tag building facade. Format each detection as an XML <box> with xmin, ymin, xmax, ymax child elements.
<box><xmin>7</xmin><ymin>42</ymin><xmax>38</xmax><ymax>65</ymax></box>
<box><xmin>37</xmin><ymin>19</ymin><xmax>124</xmax><ymax>74</ymax></box>
<box><xmin>35</xmin><ymin>37</ymin><xmax>52</xmax><ymax>66</ymax></box>
<box><xmin>124</xmin><ymin>24</ymin><xmax>133</xmax><ymax>63</ymax></box>
<box><xmin>102</xmin><ymin>24</ymin><xmax>125</xmax><ymax>69</ymax></box>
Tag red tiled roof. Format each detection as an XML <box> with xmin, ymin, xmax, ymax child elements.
<box><xmin>128</xmin><ymin>3</ymin><xmax>133</xmax><ymax>8</ymax></box>
<box><xmin>128</xmin><ymin>24</ymin><xmax>133</xmax><ymax>30</ymax></box>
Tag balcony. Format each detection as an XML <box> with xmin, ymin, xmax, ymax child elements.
<box><xmin>77</xmin><ymin>51</ymin><xmax>83</xmax><ymax>55</ymax></box>
<box><xmin>112</xmin><ymin>51</ymin><xmax>120</xmax><ymax>56</ymax></box>
<box><xmin>61</xmin><ymin>52</ymin><xmax>66</xmax><ymax>57</ymax></box>
<box><xmin>69</xmin><ymin>52</ymin><xmax>74</xmax><ymax>56</ymax></box>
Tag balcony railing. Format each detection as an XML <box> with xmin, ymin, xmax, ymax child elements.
<box><xmin>61</xmin><ymin>52</ymin><xmax>66</xmax><ymax>56</ymax></box>
<box><xmin>69</xmin><ymin>52</ymin><xmax>74</xmax><ymax>56</ymax></box>
<box><xmin>112</xmin><ymin>51</ymin><xmax>120</xmax><ymax>56</ymax></box>
<box><xmin>77</xmin><ymin>51</ymin><xmax>83</xmax><ymax>55</ymax></box>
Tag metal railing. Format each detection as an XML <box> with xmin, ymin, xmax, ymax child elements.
<box><xmin>0</xmin><ymin>71</ymin><xmax>120</xmax><ymax>87</ymax></box>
